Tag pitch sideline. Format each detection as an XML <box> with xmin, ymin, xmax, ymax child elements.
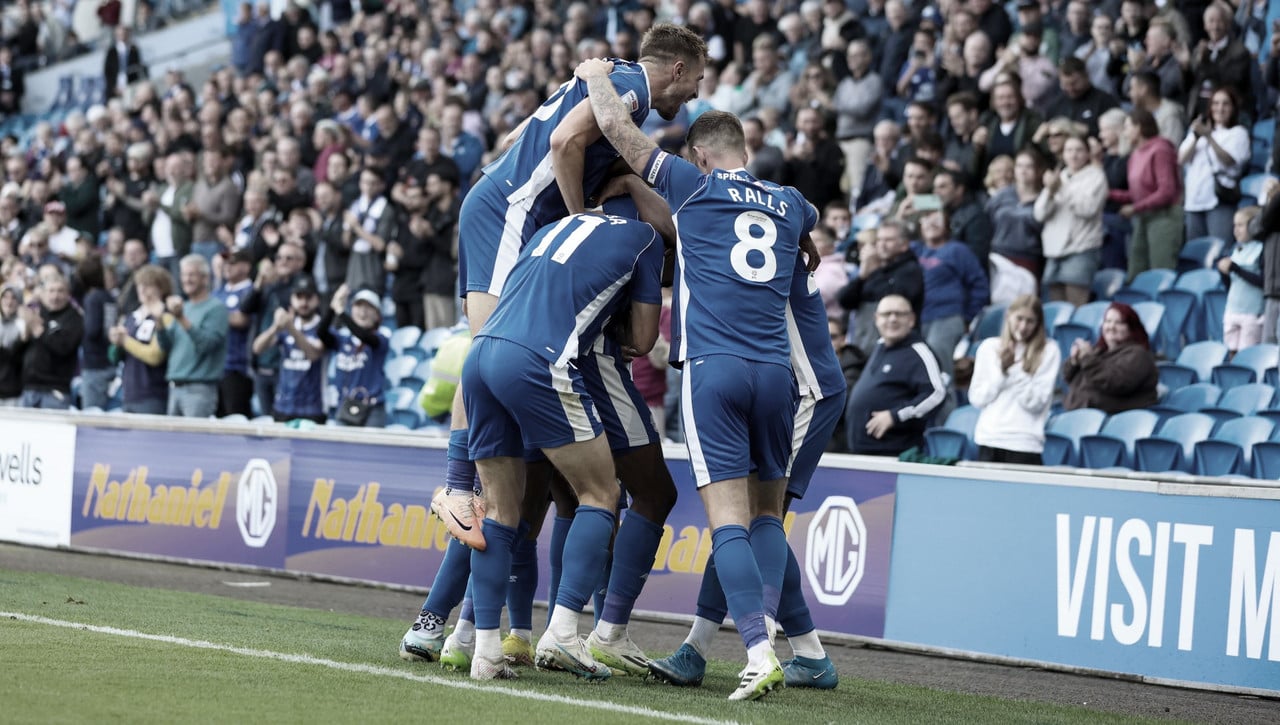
<box><xmin>2</xmin><ymin>611</ymin><xmax>737</xmax><ymax>725</ymax></box>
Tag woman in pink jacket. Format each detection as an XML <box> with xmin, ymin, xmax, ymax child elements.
<box><xmin>1107</xmin><ymin>108</ymin><xmax>1184</xmax><ymax>282</ymax></box>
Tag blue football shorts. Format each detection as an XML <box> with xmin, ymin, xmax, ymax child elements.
<box><xmin>785</xmin><ymin>391</ymin><xmax>845</xmax><ymax>499</ymax></box>
<box><xmin>680</xmin><ymin>354</ymin><xmax>798</xmax><ymax>487</ymax></box>
<box><xmin>577</xmin><ymin>337</ymin><xmax>660</xmax><ymax>453</ymax></box>
<box><xmin>456</xmin><ymin>174</ymin><xmax>538</xmax><ymax>299</ymax></box>
<box><xmin>463</xmin><ymin>336</ymin><xmax>603</xmax><ymax>459</ymax></box>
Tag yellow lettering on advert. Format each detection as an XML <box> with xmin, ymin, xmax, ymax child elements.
<box><xmin>209</xmin><ymin>474</ymin><xmax>229</xmax><ymax>528</ymax></box>
<box><xmin>301</xmin><ymin>478</ymin><xmax>442</xmax><ymax>550</ymax></box>
<box><xmin>147</xmin><ymin>485</ymin><xmax>169</xmax><ymax>523</ymax></box>
<box><xmin>125</xmin><ymin>468</ymin><xmax>151</xmax><ymax>522</ymax></box>
<box><xmin>303</xmin><ymin>478</ymin><xmax>333</xmax><ymax>536</ymax></box>
<box><xmin>654</xmin><ymin>525</ymin><xmax>674</xmax><ymax>571</ymax></box>
<box><xmin>356</xmin><ymin>483</ymin><xmax>383</xmax><ymax>543</ymax></box>
<box><xmin>343</xmin><ymin>485</ymin><xmax>366</xmax><ymax>540</ymax></box>
<box><xmin>666</xmin><ymin>526</ymin><xmax>702</xmax><ymax>573</ymax></box>
<box><xmin>83</xmin><ymin>464</ymin><xmax>110</xmax><ymax>517</ymax></box>
<box><xmin>783</xmin><ymin>511</ymin><xmax>796</xmax><ymax>538</ymax></box>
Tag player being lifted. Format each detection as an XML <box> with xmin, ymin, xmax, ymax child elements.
<box><xmin>401</xmin><ymin>24</ymin><xmax>707</xmax><ymax>666</ymax></box>
<box><xmin>576</xmin><ymin>59</ymin><xmax>820</xmax><ymax>701</ymax></box>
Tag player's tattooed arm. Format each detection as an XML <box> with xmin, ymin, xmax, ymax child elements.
<box><xmin>576</xmin><ymin>59</ymin><xmax>659</xmax><ymax>177</ymax></box>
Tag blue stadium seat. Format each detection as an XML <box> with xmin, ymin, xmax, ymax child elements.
<box><xmin>1150</xmin><ymin>382</ymin><xmax>1221</xmax><ymax>420</ymax></box>
<box><xmin>384</xmin><ymin>356</ymin><xmax>418</xmax><ymax>386</ymax></box>
<box><xmin>1131</xmin><ymin>301</ymin><xmax>1164</xmax><ymax>343</ymax></box>
<box><xmin>1202</xmin><ymin>289</ymin><xmax>1227</xmax><ymax>342</ymax></box>
<box><xmin>1113</xmin><ymin>269</ymin><xmax>1176</xmax><ymax>305</ymax></box>
<box><xmin>1135</xmin><ymin>412</ymin><xmax>1217</xmax><ymax>473</ymax></box>
<box><xmin>1193</xmin><ymin>416</ymin><xmax>1274</xmax><ymax>477</ymax></box>
<box><xmin>418</xmin><ymin>327</ymin><xmax>454</xmax><ymax>357</ymax></box>
<box><xmin>1177</xmin><ymin>237</ymin><xmax>1225</xmax><ymax>273</ymax></box>
<box><xmin>1211</xmin><ymin>344</ymin><xmax>1280</xmax><ymax>389</ymax></box>
<box><xmin>389</xmin><ymin>325</ymin><xmax>423</xmax><ymax>355</ymax></box>
<box><xmin>1079</xmin><ymin>409</ymin><xmax>1161</xmax><ymax>469</ymax></box>
<box><xmin>853</xmin><ymin>212</ymin><xmax>881</xmax><ymax>232</ymax></box>
<box><xmin>1240</xmin><ymin>174</ymin><xmax>1275</xmax><ymax>200</ymax></box>
<box><xmin>1070</xmin><ymin>300</ymin><xmax>1111</xmax><ymax>332</ymax></box>
<box><xmin>1091</xmin><ymin>268</ymin><xmax>1126</xmax><ymax>301</ymax></box>
<box><xmin>923</xmin><ymin>405</ymin><xmax>980</xmax><ymax>460</ymax></box>
<box><xmin>1158</xmin><ymin>340</ymin><xmax>1229</xmax><ymax>388</ymax></box>
<box><xmin>1251</xmin><ymin>441</ymin><xmax>1280</xmax><ymax>480</ymax></box>
<box><xmin>1041</xmin><ymin>301</ymin><xmax>1074</xmax><ymax>334</ymax></box>
<box><xmin>965</xmin><ymin>304</ymin><xmax>1007</xmax><ymax>356</ymax></box>
<box><xmin>1041</xmin><ymin>408</ymin><xmax>1107</xmax><ymax>467</ymax></box>
<box><xmin>1255</xmin><ymin>119</ymin><xmax>1275</xmax><ymax>145</ymax></box>
<box><xmin>1201</xmin><ymin>384</ymin><xmax>1275</xmax><ymax>421</ymax></box>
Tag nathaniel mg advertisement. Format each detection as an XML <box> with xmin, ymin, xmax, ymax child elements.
<box><xmin>71</xmin><ymin>428</ymin><xmax>290</xmax><ymax>569</ymax></box>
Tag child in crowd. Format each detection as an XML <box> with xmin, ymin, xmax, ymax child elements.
<box><xmin>1218</xmin><ymin>206</ymin><xmax>1265</xmax><ymax>356</ymax></box>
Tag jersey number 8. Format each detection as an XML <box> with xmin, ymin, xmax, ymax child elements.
<box><xmin>730</xmin><ymin>211</ymin><xmax>778</xmax><ymax>282</ymax></box>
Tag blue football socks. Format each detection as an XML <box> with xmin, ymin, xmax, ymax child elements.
<box><xmin>710</xmin><ymin>524</ymin><xmax>768</xmax><ymax>649</ymax></box>
<box><xmin>469</xmin><ymin>520</ymin><xmax>517</xmax><ymax>630</ymax></box>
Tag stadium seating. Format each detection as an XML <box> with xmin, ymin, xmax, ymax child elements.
<box><xmin>1041</xmin><ymin>301</ymin><xmax>1074</xmax><ymax>334</ymax></box>
<box><xmin>1091</xmin><ymin>268</ymin><xmax>1126</xmax><ymax>301</ymax></box>
<box><xmin>923</xmin><ymin>405</ymin><xmax>980</xmax><ymax>460</ymax></box>
<box><xmin>386</xmin><ymin>385</ymin><xmax>424</xmax><ymax>428</ymax></box>
<box><xmin>1131</xmin><ymin>301</ymin><xmax>1164</xmax><ymax>342</ymax></box>
<box><xmin>1250</xmin><ymin>441</ymin><xmax>1280</xmax><ymax>479</ymax></box>
<box><xmin>1192</xmin><ymin>416</ymin><xmax>1274</xmax><ymax>477</ymax></box>
<box><xmin>1041</xmin><ymin>408</ymin><xmax>1107</xmax><ymax>467</ymax></box>
<box><xmin>1070</xmin><ymin>300</ymin><xmax>1110</xmax><ymax>332</ymax></box>
<box><xmin>1078</xmin><ymin>409</ymin><xmax>1161</xmax><ymax>469</ymax></box>
<box><xmin>1240</xmin><ymin>174</ymin><xmax>1275</xmax><ymax>200</ymax></box>
<box><xmin>384</xmin><ymin>356</ymin><xmax>418</xmax><ymax>387</ymax></box>
<box><xmin>389</xmin><ymin>326</ymin><xmax>423</xmax><ymax>356</ymax></box>
<box><xmin>1199</xmin><ymin>383</ymin><xmax>1276</xmax><ymax>424</ymax></box>
<box><xmin>1158</xmin><ymin>340</ymin><xmax>1229</xmax><ymax>388</ymax></box>
<box><xmin>1134</xmin><ymin>412</ymin><xmax>1217</xmax><ymax>473</ymax></box>
<box><xmin>1202</xmin><ymin>289</ymin><xmax>1228</xmax><ymax>343</ymax></box>
<box><xmin>1210</xmin><ymin>344</ymin><xmax>1280</xmax><ymax>389</ymax></box>
<box><xmin>1177</xmin><ymin>237</ymin><xmax>1225</xmax><ymax>273</ymax></box>
<box><xmin>1113</xmin><ymin>269</ymin><xmax>1176</xmax><ymax>305</ymax></box>
<box><xmin>1150</xmin><ymin>382</ymin><xmax>1221</xmax><ymax>421</ymax></box>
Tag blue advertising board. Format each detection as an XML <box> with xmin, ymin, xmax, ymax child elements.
<box><xmin>886</xmin><ymin>473</ymin><xmax>1280</xmax><ymax>693</ymax></box>
<box><xmin>71</xmin><ymin>428</ymin><xmax>290</xmax><ymax>569</ymax></box>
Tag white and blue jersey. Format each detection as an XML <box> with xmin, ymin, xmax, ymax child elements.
<box><xmin>273</xmin><ymin>316</ymin><xmax>325</xmax><ymax>418</ymax></box>
<box><xmin>480</xmin><ymin>213</ymin><xmax>664</xmax><ymax>366</ymax></box>
<box><xmin>331</xmin><ymin>325</ymin><xmax>392</xmax><ymax>404</ymax></box>
<box><xmin>641</xmin><ymin>151</ymin><xmax>817</xmax><ymax>368</ymax></box>
<box><xmin>216</xmin><ymin>280</ymin><xmax>253</xmax><ymax>376</ymax></box>
<box><xmin>466</xmin><ymin>213</ymin><xmax>663</xmax><ymax>459</ymax></box>
<box><xmin>458</xmin><ymin>61</ymin><xmax>652</xmax><ymax>298</ymax></box>
<box><xmin>784</xmin><ymin>256</ymin><xmax>846</xmax><ymax>498</ymax></box>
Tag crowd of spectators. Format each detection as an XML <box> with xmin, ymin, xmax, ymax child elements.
<box><xmin>0</xmin><ymin>0</ymin><xmax>1275</xmax><ymax>450</ymax></box>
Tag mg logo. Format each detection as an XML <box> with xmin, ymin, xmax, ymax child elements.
<box><xmin>805</xmin><ymin>496</ymin><xmax>867</xmax><ymax>606</ymax></box>
<box><xmin>236</xmin><ymin>459</ymin><xmax>277</xmax><ymax>548</ymax></box>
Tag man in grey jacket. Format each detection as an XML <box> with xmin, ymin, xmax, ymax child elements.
<box><xmin>187</xmin><ymin>146</ymin><xmax>241</xmax><ymax>262</ymax></box>
<box><xmin>834</xmin><ymin>39</ymin><xmax>883</xmax><ymax>203</ymax></box>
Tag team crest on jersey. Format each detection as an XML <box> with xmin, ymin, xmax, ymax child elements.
<box><xmin>882</xmin><ymin>363</ymin><xmax>892</xmax><ymax>374</ymax></box>
<box><xmin>620</xmin><ymin>90</ymin><xmax>639</xmax><ymax>113</ymax></box>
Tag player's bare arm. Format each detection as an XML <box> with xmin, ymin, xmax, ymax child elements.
<box><xmin>576</xmin><ymin>59</ymin><xmax>660</xmax><ymax>178</ymax></box>
<box><xmin>548</xmin><ymin>99</ymin><xmax>605</xmax><ymax>215</ymax></box>
<box><xmin>627</xmin><ymin>301</ymin><xmax>661</xmax><ymax>357</ymax></box>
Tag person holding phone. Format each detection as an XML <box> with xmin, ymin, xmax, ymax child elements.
<box><xmin>1178</xmin><ymin>86</ymin><xmax>1249</xmax><ymax>245</ymax></box>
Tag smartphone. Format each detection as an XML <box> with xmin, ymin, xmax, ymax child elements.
<box><xmin>914</xmin><ymin>194</ymin><xmax>943</xmax><ymax>212</ymax></box>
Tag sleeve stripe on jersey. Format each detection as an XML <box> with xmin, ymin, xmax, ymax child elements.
<box><xmin>898</xmin><ymin>342</ymin><xmax>948</xmax><ymax>421</ymax></box>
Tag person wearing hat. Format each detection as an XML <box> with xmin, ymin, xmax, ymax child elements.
<box><xmin>251</xmin><ymin>274</ymin><xmax>328</xmax><ymax>424</ymax></box>
<box><xmin>215</xmin><ymin>248</ymin><xmax>256</xmax><ymax>417</ymax></box>
<box><xmin>41</xmin><ymin>201</ymin><xmax>79</xmax><ymax>265</ymax></box>
<box><xmin>319</xmin><ymin>284</ymin><xmax>389</xmax><ymax>427</ymax></box>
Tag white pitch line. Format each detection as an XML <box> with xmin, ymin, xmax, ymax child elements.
<box><xmin>2</xmin><ymin>612</ymin><xmax>737</xmax><ymax>725</ymax></box>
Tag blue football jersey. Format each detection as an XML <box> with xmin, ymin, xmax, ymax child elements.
<box><xmin>785</xmin><ymin>256</ymin><xmax>845</xmax><ymax>400</ymax></box>
<box><xmin>480</xmin><ymin>60</ymin><xmax>651</xmax><ymax>224</ymax></box>
<box><xmin>480</xmin><ymin>213</ymin><xmax>664</xmax><ymax>367</ymax></box>
<box><xmin>275</xmin><ymin>316</ymin><xmax>325</xmax><ymax>417</ymax></box>
<box><xmin>332</xmin><ymin>325</ymin><xmax>392</xmax><ymax>402</ymax></box>
<box><xmin>642</xmin><ymin>151</ymin><xmax>818</xmax><ymax>368</ymax></box>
